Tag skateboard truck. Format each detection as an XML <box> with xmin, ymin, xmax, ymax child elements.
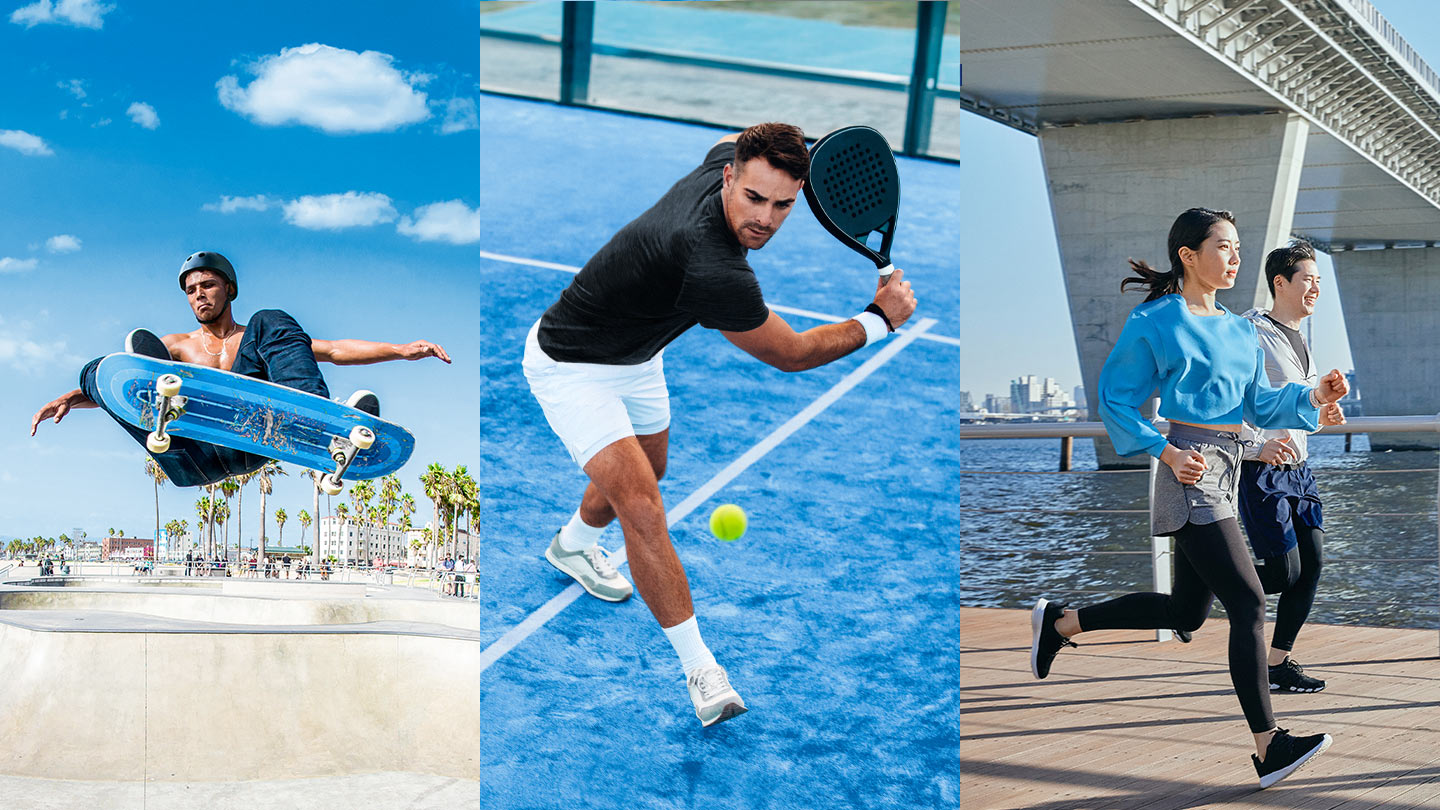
<box><xmin>145</xmin><ymin>374</ymin><xmax>189</xmax><ymax>454</ymax></box>
<box><xmin>319</xmin><ymin>426</ymin><xmax>375</xmax><ymax>495</ymax></box>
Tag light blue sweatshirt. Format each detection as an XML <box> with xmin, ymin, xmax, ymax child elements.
<box><xmin>1098</xmin><ymin>295</ymin><xmax>1319</xmax><ymax>458</ymax></box>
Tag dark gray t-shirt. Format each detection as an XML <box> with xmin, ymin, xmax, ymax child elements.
<box><xmin>1264</xmin><ymin>314</ymin><xmax>1311</xmax><ymax>374</ymax></box>
<box><xmin>537</xmin><ymin>143</ymin><xmax>770</xmax><ymax>365</ymax></box>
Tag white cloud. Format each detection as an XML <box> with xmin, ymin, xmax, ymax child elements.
<box><xmin>126</xmin><ymin>101</ymin><xmax>159</xmax><ymax>130</ymax></box>
<box><xmin>439</xmin><ymin>96</ymin><xmax>477</xmax><ymax>135</ymax></box>
<box><xmin>397</xmin><ymin>200</ymin><xmax>480</xmax><ymax>245</ymax></box>
<box><xmin>0</xmin><ymin>257</ymin><xmax>39</xmax><ymax>273</ymax></box>
<box><xmin>217</xmin><ymin>43</ymin><xmax>430</xmax><ymax>135</ymax></box>
<box><xmin>92</xmin><ymin>117</ymin><xmax>111</xmax><ymax>128</ymax></box>
<box><xmin>202</xmin><ymin>194</ymin><xmax>273</xmax><ymax>214</ymax></box>
<box><xmin>45</xmin><ymin>234</ymin><xmax>81</xmax><ymax>253</ymax></box>
<box><xmin>0</xmin><ymin>129</ymin><xmax>54</xmax><ymax>156</ymax></box>
<box><xmin>282</xmin><ymin>192</ymin><xmax>396</xmax><ymax>230</ymax></box>
<box><xmin>58</xmin><ymin>78</ymin><xmax>86</xmax><ymax>99</ymax></box>
<box><xmin>10</xmin><ymin>0</ymin><xmax>113</xmax><ymax>29</ymax></box>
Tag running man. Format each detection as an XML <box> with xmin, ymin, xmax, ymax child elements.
<box><xmin>1238</xmin><ymin>241</ymin><xmax>1341</xmax><ymax>693</ymax></box>
<box><xmin>30</xmin><ymin>251</ymin><xmax>451</xmax><ymax>486</ymax></box>
<box><xmin>524</xmin><ymin>123</ymin><xmax>917</xmax><ymax>726</ymax></box>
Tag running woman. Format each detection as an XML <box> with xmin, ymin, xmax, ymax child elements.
<box><xmin>1239</xmin><ymin>241</ymin><xmax>1341</xmax><ymax>694</ymax></box>
<box><xmin>524</xmin><ymin>123</ymin><xmax>917</xmax><ymax>727</ymax></box>
<box><xmin>1028</xmin><ymin>208</ymin><xmax>1346</xmax><ymax>788</ymax></box>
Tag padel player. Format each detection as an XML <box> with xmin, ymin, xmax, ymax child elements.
<box><xmin>524</xmin><ymin>123</ymin><xmax>917</xmax><ymax>727</ymax></box>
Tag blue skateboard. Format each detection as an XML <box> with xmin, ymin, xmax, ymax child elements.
<box><xmin>94</xmin><ymin>353</ymin><xmax>414</xmax><ymax>493</ymax></box>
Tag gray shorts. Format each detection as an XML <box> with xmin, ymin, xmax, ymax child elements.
<box><xmin>1152</xmin><ymin>423</ymin><xmax>1245</xmax><ymax>537</ymax></box>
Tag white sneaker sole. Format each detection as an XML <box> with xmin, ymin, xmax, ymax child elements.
<box><xmin>544</xmin><ymin>546</ymin><xmax>631</xmax><ymax>602</ymax></box>
<box><xmin>1030</xmin><ymin>598</ymin><xmax>1048</xmax><ymax>679</ymax></box>
<box><xmin>698</xmin><ymin>700</ymin><xmax>748</xmax><ymax>728</ymax></box>
<box><xmin>1259</xmin><ymin>734</ymin><xmax>1332</xmax><ymax>789</ymax></box>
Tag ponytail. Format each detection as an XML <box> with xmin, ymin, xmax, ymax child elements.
<box><xmin>1120</xmin><ymin>259</ymin><xmax>1182</xmax><ymax>302</ymax></box>
<box><xmin>1119</xmin><ymin>207</ymin><xmax>1237</xmax><ymax>302</ymax></box>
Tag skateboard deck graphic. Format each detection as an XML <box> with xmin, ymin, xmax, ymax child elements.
<box><xmin>95</xmin><ymin>353</ymin><xmax>413</xmax><ymax>482</ymax></box>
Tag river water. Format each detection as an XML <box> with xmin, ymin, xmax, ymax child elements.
<box><xmin>960</xmin><ymin>434</ymin><xmax>1439</xmax><ymax>629</ymax></box>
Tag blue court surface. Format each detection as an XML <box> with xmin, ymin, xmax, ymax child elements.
<box><xmin>480</xmin><ymin>95</ymin><xmax>959</xmax><ymax>809</ymax></box>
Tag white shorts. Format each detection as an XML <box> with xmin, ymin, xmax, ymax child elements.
<box><xmin>522</xmin><ymin>320</ymin><xmax>671</xmax><ymax>468</ymax></box>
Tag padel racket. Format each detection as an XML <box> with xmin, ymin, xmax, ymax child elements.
<box><xmin>803</xmin><ymin>126</ymin><xmax>901</xmax><ymax>285</ymax></box>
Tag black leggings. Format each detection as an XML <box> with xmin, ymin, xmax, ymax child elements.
<box><xmin>1256</xmin><ymin>525</ymin><xmax>1324</xmax><ymax>653</ymax></box>
<box><xmin>1076</xmin><ymin>518</ymin><xmax>1274</xmax><ymax>734</ymax></box>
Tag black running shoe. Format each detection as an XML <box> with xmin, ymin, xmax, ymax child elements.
<box><xmin>1269</xmin><ymin>658</ymin><xmax>1326</xmax><ymax>693</ymax></box>
<box><xmin>1030</xmin><ymin>598</ymin><xmax>1077</xmax><ymax>679</ymax></box>
<box><xmin>1253</xmin><ymin>727</ymin><xmax>1332</xmax><ymax>788</ymax></box>
<box><xmin>343</xmin><ymin>389</ymin><xmax>381</xmax><ymax>417</ymax></box>
<box><xmin>125</xmin><ymin>328</ymin><xmax>170</xmax><ymax>360</ymax></box>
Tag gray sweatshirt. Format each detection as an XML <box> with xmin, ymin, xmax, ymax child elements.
<box><xmin>1240</xmin><ymin>308</ymin><xmax>1317</xmax><ymax>462</ymax></box>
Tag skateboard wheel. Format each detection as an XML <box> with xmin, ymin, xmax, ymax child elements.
<box><xmin>156</xmin><ymin>374</ymin><xmax>182</xmax><ymax>398</ymax></box>
<box><xmin>320</xmin><ymin>475</ymin><xmax>344</xmax><ymax>496</ymax></box>
<box><xmin>350</xmin><ymin>426</ymin><xmax>375</xmax><ymax>450</ymax></box>
<box><xmin>146</xmin><ymin>432</ymin><xmax>172</xmax><ymax>454</ymax></box>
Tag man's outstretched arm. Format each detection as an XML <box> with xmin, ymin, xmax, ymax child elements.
<box><xmin>311</xmin><ymin>339</ymin><xmax>452</xmax><ymax>366</ymax></box>
<box><xmin>722</xmin><ymin>269</ymin><xmax>917</xmax><ymax>373</ymax></box>
<box><xmin>31</xmin><ymin>389</ymin><xmax>98</xmax><ymax>436</ymax></box>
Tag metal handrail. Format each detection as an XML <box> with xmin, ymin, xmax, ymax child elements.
<box><xmin>960</xmin><ymin>414</ymin><xmax>1440</xmax><ymax>440</ymax></box>
<box><xmin>963</xmin><ymin>413</ymin><xmax>1440</xmax><ymax>649</ymax></box>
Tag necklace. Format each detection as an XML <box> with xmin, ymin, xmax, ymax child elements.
<box><xmin>200</xmin><ymin>324</ymin><xmax>237</xmax><ymax>357</ymax></box>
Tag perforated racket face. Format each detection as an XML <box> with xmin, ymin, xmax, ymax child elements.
<box><xmin>807</xmin><ymin>127</ymin><xmax>900</xmax><ymax>242</ymax></box>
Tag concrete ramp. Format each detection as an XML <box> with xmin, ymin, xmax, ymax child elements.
<box><xmin>0</xmin><ymin>585</ymin><xmax>479</xmax><ymax>783</ymax></box>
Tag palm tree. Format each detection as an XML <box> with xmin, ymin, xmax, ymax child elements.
<box><xmin>451</xmin><ymin>466</ymin><xmax>477</xmax><ymax>561</ymax></box>
<box><xmin>336</xmin><ymin>502</ymin><xmax>350</xmax><ymax>564</ymax></box>
<box><xmin>378</xmin><ymin>475</ymin><xmax>402</xmax><ymax>565</ymax></box>
<box><xmin>350</xmin><ymin>479</ymin><xmax>375</xmax><ymax>563</ymax></box>
<box><xmin>297</xmin><ymin>509</ymin><xmax>312</xmax><ymax>546</ymax></box>
<box><xmin>204</xmin><ymin>483</ymin><xmax>218</xmax><ymax>556</ymax></box>
<box><xmin>420</xmin><ymin>463</ymin><xmax>449</xmax><ymax>570</ymax></box>
<box><xmin>220</xmin><ymin>478</ymin><xmax>240</xmax><ymax>561</ymax></box>
<box><xmin>400</xmin><ymin>492</ymin><xmax>416</xmax><ymax>567</ymax></box>
<box><xmin>256</xmin><ymin>461</ymin><xmax>285</xmax><ymax>564</ymax></box>
<box><xmin>274</xmin><ymin>508</ymin><xmax>287</xmax><ymax>549</ymax></box>
<box><xmin>194</xmin><ymin>497</ymin><xmax>212</xmax><ymax>555</ymax></box>
<box><xmin>144</xmin><ymin>458</ymin><xmax>167</xmax><ymax>555</ymax></box>
<box><xmin>305</xmin><ymin>470</ymin><xmax>322</xmax><ymax>567</ymax></box>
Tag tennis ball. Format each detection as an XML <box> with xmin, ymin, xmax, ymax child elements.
<box><xmin>709</xmin><ymin>503</ymin><xmax>747</xmax><ymax>542</ymax></box>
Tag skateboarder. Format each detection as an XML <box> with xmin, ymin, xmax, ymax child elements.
<box><xmin>29</xmin><ymin>251</ymin><xmax>450</xmax><ymax>487</ymax></box>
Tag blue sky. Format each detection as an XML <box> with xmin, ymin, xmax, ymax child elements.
<box><xmin>1</xmin><ymin>1</ymin><xmax>477</xmax><ymax>545</ymax></box>
<box><xmin>960</xmin><ymin>0</ymin><xmax>1438</xmax><ymax>401</ymax></box>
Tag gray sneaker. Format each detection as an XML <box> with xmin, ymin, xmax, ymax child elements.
<box><xmin>687</xmin><ymin>664</ymin><xmax>748</xmax><ymax>727</ymax></box>
<box><xmin>544</xmin><ymin>531</ymin><xmax>632</xmax><ymax>602</ymax></box>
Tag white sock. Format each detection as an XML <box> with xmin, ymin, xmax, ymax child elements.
<box><xmin>662</xmin><ymin>615</ymin><xmax>717</xmax><ymax>676</ymax></box>
<box><xmin>558</xmin><ymin>509</ymin><xmax>605</xmax><ymax>552</ymax></box>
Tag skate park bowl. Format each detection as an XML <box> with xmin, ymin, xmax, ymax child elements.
<box><xmin>0</xmin><ymin>575</ymin><xmax>479</xmax><ymax>786</ymax></box>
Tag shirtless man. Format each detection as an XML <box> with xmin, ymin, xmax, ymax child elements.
<box><xmin>30</xmin><ymin>251</ymin><xmax>450</xmax><ymax>486</ymax></box>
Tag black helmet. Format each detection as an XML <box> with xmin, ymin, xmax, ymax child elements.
<box><xmin>178</xmin><ymin>251</ymin><xmax>237</xmax><ymax>300</ymax></box>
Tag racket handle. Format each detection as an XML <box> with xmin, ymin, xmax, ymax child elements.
<box><xmin>877</xmin><ymin>264</ymin><xmax>895</xmax><ymax>287</ymax></box>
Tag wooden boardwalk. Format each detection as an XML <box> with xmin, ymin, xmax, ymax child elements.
<box><xmin>960</xmin><ymin>607</ymin><xmax>1440</xmax><ymax>810</ymax></box>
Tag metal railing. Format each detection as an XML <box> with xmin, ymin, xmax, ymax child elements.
<box><xmin>480</xmin><ymin>1</ymin><xmax>956</xmax><ymax>159</ymax></box>
<box><xmin>961</xmin><ymin>414</ymin><xmax>1440</xmax><ymax>650</ymax></box>
<box><xmin>3</xmin><ymin>562</ymin><xmax>480</xmax><ymax>600</ymax></box>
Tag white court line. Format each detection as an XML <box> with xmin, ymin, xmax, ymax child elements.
<box><xmin>480</xmin><ymin>249</ymin><xmax>959</xmax><ymax>348</ymax></box>
<box><xmin>479</xmin><ymin>316</ymin><xmax>940</xmax><ymax>673</ymax></box>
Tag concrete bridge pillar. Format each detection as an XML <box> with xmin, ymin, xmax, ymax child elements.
<box><xmin>1038</xmin><ymin>113</ymin><xmax>1309</xmax><ymax>467</ymax></box>
<box><xmin>1331</xmin><ymin>246</ymin><xmax>1440</xmax><ymax>450</ymax></box>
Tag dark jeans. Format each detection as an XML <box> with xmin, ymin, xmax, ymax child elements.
<box><xmin>1077</xmin><ymin>518</ymin><xmax>1274</xmax><ymax>734</ymax></box>
<box><xmin>81</xmin><ymin>309</ymin><xmax>329</xmax><ymax>487</ymax></box>
<box><xmin>1257</xmin><ymin>525</ymin><xmax>1324</xmax><ymax>653</ymax></box>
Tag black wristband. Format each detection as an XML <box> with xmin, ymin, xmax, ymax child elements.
<box><xmin>864</xmin><ymin>302</ymin><xmax>894</xmax><ymax>332</ymax></box>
